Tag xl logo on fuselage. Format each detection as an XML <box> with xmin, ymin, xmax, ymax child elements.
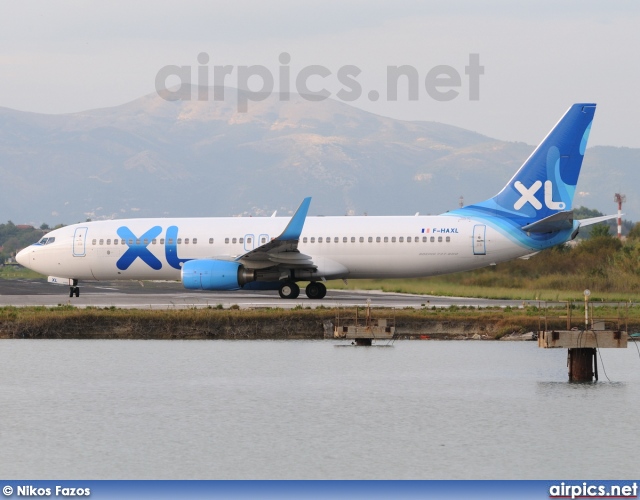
<box><xmin>116</xmin><ymin>226</ymin><xmax>191</xmax><ymax>271</ymax></box>
<box><xmin>513</xmin><ymin>180</ymin><xmax>565</xmax><ymax>211</ymax></box>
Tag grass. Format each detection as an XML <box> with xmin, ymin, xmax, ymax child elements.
<box><xmin>326</xmin><ymin>277</ymin><xmax>640</xmax><ymax>302</ymax></box>
<box><xmin>0</xmin><ymin>265</ymin><xmax>44</xmax><ymax>280</ymax></box>
<box><xmin>1</xmin><ymin>302</ymin><xmax>638</xmax><ymax>326</ymax></box>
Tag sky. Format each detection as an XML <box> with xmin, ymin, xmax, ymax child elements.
<box><xmin>1</xmin><ymin>0</ymin><xmax>639</xmax><ymax>147</ymax></box>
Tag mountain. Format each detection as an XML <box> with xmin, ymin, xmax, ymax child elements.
<box><xmin>0</xmin><ymin>88</ymin><xmax>637</xmax><ymax>225</ymax></box>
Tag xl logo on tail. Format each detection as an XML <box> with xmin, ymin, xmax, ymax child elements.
<box><xmin>514</xmin><ymin>180</ymin><xmax>565</xmax><ymax>211</ymax></box>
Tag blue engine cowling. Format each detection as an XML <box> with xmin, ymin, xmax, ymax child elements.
<box><xmin>181</xmin><ymin>259</ymin><xmax>255</xmax><ymax>290</ymax></box>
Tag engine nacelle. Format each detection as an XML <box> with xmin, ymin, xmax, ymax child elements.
<box><xmin>182</xmin><ymin>259</ymin><xmax>255</xmax><ymax>290</ymax></box>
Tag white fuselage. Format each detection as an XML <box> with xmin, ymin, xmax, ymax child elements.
<box><xmin>18</xmin><ymin>214</ymin><xmax>530</xmax><ymax>282</ymax></box>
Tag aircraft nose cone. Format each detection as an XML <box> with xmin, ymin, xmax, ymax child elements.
<box><xmin>15</xmin><ymin>247</ymin><xmax>30</xmax><ymax>267</ymax></box>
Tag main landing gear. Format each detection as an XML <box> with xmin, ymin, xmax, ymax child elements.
<box><xmin>278</xmin><ymin>281</ymin><xmax>326</xmax><ymax>300</ymax></box>
<box><xmin>305</xmin><ymin>281</ymin><xmax>326</xmax><ymax>299</ymax></box>
<box><xmin>278</xmin><ymin>281</ymin><xmax>300</xmax><ymax>299</ymax></box>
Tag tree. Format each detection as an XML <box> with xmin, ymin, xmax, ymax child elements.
<box><xmin>627</xmin><ymin>222</ymin><xmax>640</xmax><ymax>240</ymax></box>
<box><xmin>589</xmin><ymin>224</ymin><xmax>611</xmax><ymax>239</ymax></box>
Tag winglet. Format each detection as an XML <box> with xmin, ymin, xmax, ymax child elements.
<box><xmin>276</xmin><ymin>197</ymin><xmax>311</xmax><ymax>241</ymax></box>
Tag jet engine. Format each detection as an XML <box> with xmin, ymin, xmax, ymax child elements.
<box><xmin>182</xmin><ymin>259</ymin><xmax>255</xmax><ymax>290</ymax></box>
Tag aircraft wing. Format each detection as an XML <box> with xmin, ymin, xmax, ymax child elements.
<box><xmin>236</xmin><ymin>197</ymin><xmax>315</xmax><ymax>269</ymax></box>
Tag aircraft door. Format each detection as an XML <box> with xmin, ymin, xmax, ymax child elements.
<box><xmin>73</xmin><ymin>227</ymin><xmax>88</xmax><ymax>257</ymax></box>
<box><xmin>473</xmin><ymin>225</ymin><xmax>486</xmax><ymax>255</ymax></box>
<box><xmin>244</xmin><ymin>234</ymin><xmax>255</xmax><ymax>252</ymax></box>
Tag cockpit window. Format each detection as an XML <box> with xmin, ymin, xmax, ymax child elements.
<box><xmin>38</xmin><ymin>238</ymin><xmax>48</xmax><ymax>245</ymax></box>
<box><xmin>46</xmin><ymin>237</ymin><xmax>55</xmax><ymax>245</ymax></box>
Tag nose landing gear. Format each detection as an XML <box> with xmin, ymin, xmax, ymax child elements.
<box><xmin>68</xmin><ymin>279</ymin><xmax>80</xmax><ymax>297</ymax></box>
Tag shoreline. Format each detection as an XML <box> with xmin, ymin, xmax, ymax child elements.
<box><xmin>3</xmin><ymin>305</ymin><xmax>632</xmax><ymax>340</ymax></box>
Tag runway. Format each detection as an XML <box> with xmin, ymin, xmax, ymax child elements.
<box><xmin>0</xmin><ymin>279</ymin><xmax>534</xmax><ymax>309</ymax></box>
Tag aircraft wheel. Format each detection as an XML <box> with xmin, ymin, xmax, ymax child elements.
<box><xmin>305</xmin><ymin>282</ymin><xmax>326</xmax><ymax>299</ymax></box>
<box><xmin>278</xmin><ymin>281</ymin><xmax>300</xmax><ymax>299</ymax></box>
<box><xmin>70</xmin><ymin>286</ymin><xmax>80</xmax><ymax>297</ymax></box>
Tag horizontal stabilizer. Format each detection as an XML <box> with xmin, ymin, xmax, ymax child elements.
<box><xmin>522</xmin><ymin>211</ymin><xmax>573</xmax><ymax>233</ymax></box>
<box><xmin>577</xmin><ymin>213</ymin><xmax>620</xmax><ymax>227</ymax></box>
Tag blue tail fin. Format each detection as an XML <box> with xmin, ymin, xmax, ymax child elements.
<box><xmin>453</xmin><ymin>103</ymin><xmax>596</xmax><ymax>225</ymax></box>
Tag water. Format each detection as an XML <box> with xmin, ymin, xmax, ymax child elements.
<box><xmin>1</xmin><ymin>340</ymin><xmax>639</xmax><ymax>479</ymax></box>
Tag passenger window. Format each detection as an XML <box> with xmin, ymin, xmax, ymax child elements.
<box><xmin>92</xmin><ymin>239</ymin><xmax>96</xmax><ymax>245</ymax></box>
<box><xmin>310</xmin><ymin>237</ymin><xmax>315</xmax><ymax>243</ymax></box>
<box><xmin>246</xmin><ymin>238</ymin><xmax>250</xmax><ymax>244</ymax></box>
<box><xmin>384</xmin><ymin>237</ymin><xmax>388</xmax><ymax>243</ymax></box>
<box><xmin>239</xmin><ymin>238</ymin><xmax>244</xmax><ymax>244</ymax></box>
<box><xmin>121</xmin><ymin>239</ymin><xmax>125</xmax><ymax>245</ymax></box>
<box><xmin>359</xmin><ymin>237</ymin><xmax>364</xmax><ymax>243</ymax></box>
<box><xmin>368</xmin><ymin>237</ymin><xmax>373</xmax><ymax>243</ymax></box>
<box><xmin>114</xmin><ymin>239</ymin><xmax>118</xmax><ymax>245</ymax></box>
<box><xmin>351</xmin><ymin>237</ymin><xmax>356</xmax><ymax>243</ymax></box>
<box><xmin>143</xmin><ymin>239</ymin><xmax>148</xmax><ymax>245</ymax></box>
<box><xmin>343</xmin><ymin>237</ymin><xmax>347</xmax><ymax>243</ymax></box>
<box><xmin>334</xmin><ymin>237</ymin><xmax>339</xmax><ymax>243</ymax></box>
<box><xmin>160</xmin><ymin>239</ymin><xmax>164</xmax><ymax>245</ymax></box>
<box><xmin>430</xmin><ymin>236</ymin><xmax>435</xmax><ymax>242</ymax></box>
<box><xmin>232</xmin><ymin>238</ymin><xmax>237</xmax><ymax>244</ymax></box>
<box><xmin>303</xmin><ymin>237</ymin><xmax>308</xmax><ymax>243</ymax></box>
<box><xmin>446</xmin><ymin>236</ymin><xmax>450</xmax><ymax>242</ymax></box>
<box><xmin>129</xmin><ymin>239</ymin><xmax>134</xmax><ymax>245</ymax></box>
<box><xmin>193</xmin><ymin>238</ymin><xmax>198</xmax><ymax>244</ymax></box>
<box><xmin>177</xmin><ymin>238</ymin><xmax>182</xmax><ymax>244</ymax></box>
<box><xmin>168</xmin><ymin>238</ymin><xmax>174</xmax><ymax>245</ymax></box>
<box><xmin>225</xmin><ymin>238</ymin><xmax>229</xmax><ymax>244</ymax></box>
<box><xmin>399</xmin><ymin>237</ymin><xmax>404</xmax><ymax>243</ymax></box>
<box><xmin>209</xmin><ymin>238</ymin><xmax>214</xmax><ymax>244</ymax></box>
<box><xmin>106</xmin><ymin>239</ymin><xmax>111</xmax><ymax>245</ymax></box>
<box><xmin>423</xmin><ymin>236</ymin><xmax>427</xmax><ymax>242</ymax></box>
<box><xmin>151</xmin><ymin>239</ymin><xmax>156</xmax><ymax>245</ymax></box>
<box><xmin>392</xmin><ymin>237</ymin><xmax>396</xmax><ymax>242</ymax></box>
<box><xmin>438</xmin><ymin>236</ymin><xmax>443</xmax><ymax>242</ymax></box>
<box><xmin>318</xmin><ymin>237</ymin><xmax>323</xmax><ymax>243</ymax></box>
<box><xmin>407</xmin><ymin>237</ymin><xmax>411</xmax><ymax>242</ymax></box>
<box><xmin>326</xmin><ymin>237</ymin><xmax>330</xmax><ymax>243</ymax></box>
<box><xmin>185</xmin><ymin>238</ymin><xmax>189</xmax><ymax>244</ymax></box>
<box><xmin>261</xmin><ymin>237</ymin><xmax>266</xmax><ymax>244</ymax></box>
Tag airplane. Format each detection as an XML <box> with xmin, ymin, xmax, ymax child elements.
<box><xmin>16</xmin><ymin>103</ymin><xmax>616</xmax><ymax>300</ymax></box>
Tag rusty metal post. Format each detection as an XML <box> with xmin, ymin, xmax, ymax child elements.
<box><xmin>568</xmin><ymin>347</ymin><xmax>596</xmax><ymax>382</ymax></box>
